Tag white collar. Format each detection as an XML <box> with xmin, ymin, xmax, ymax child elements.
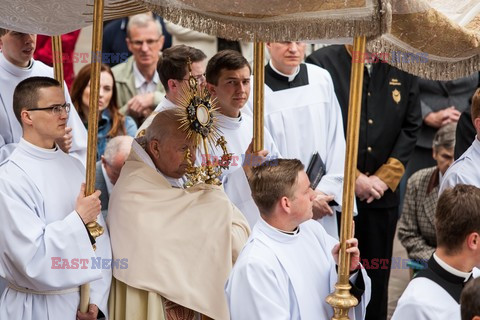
<box><xmin>0</xmin><ymin>52</ymin><xmax>35</xmax><ymax>77</ymax></box>
<box><xmin>433</xmin><ymin>252</ymin><xmax>472</xmax><ymax>281</ymax></box>
<box><xmin>101</xmin><ymin>162</ymin><xmax>114</xmax><ymax>195</ymax></box>
<box><xmin>133</xmin><ymin>61</ymin><xmax>159</xmax><ymax>89</ymax></box>
<box><xmin>269</xmin><ymin>59</ymin><xmax>300</xmax><ymax>82</ymax></box>
<box><xmin>217</xmin><ymin>112</ymin><xmax>243</xmax><ymax>130</ymax></box>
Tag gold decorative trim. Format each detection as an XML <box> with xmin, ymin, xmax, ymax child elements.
<box><xmin>144</xmin><ymin>1</ymin><xmax>390</xmax><ymax>42</ymax></box>
<box><xmin>367</xmin><ymin>37</ymin><xmax>480</xmax><ymax>81</ymax></box>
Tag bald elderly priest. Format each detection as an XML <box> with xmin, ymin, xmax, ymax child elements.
<box><xmin>108</xmin><ymin>109</ymin><xmax>251</xmax><ymax>320</ymax></box>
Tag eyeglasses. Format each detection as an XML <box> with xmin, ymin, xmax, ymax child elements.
<box><xmin>27</xmin><ymin>102</ymin><xmax>71</xmax><ymax>116</ymax></box>
<box><xmin>129</xmin><ymin>38</ymin><xmax>161</xmax><ymax>48</ymax></box>
<box><xmin>181</xmin><ymin>73</ymin><xmax>206</xmax><ymax>84</ymax></box>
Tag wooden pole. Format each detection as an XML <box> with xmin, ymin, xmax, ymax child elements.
<box><xmin>51</xmin><ymin>35</ymin><xmax>64</xmax><ymax>91</ymax></box>
<box><xmin>253</xmin><ymin>41</ymin><xmax>264</xmax><ymax>152</ymax></box>
<box><xmin>79</xmin><ymin>0</ymin><xmax>105</xmax><ymax>312</ymax></box>
<box><xmin>326</xmin><ymin>35</ymin><xmax>366</xmax><ymax>320</ymax></box>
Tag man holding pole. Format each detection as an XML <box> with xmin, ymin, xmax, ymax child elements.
<box><xmin>225</xmin><ymin>158</ymin><xmax>370</xmax><ymax>319</ymax></box>
<box><xmin>0</xmin><ymin>77</ymin><xmax>111</xmax><ymax>320</ymax></box>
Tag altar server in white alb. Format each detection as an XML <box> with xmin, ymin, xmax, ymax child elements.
<box><xmin>0</xmin><ymin>77</ymin><xmax>112</xmax><ymax>320</ymax></box>
<box><xmin>0</xmin><ymin>29</ymin><xmax>87</xmax><ymax>165</ymax></box>
<box><xmin>440</xmin><ymin>88</ymin><xmax>480</xmax><ymax>194</ymax></box>
<box><xmin>245</xmin><ymin>42</ymin><xmax>347</xmax><ymax>238</ymax></box>
<box><xmin>392</xmin><ymin>184</ymin><xmax>480</xmax><ymax>320</ymax></box>
<box><xmin>206</xmin><ymin>49</ymin><xmax>281</xmax><ymax>227</ymax></box>
<box><xmin>226</xmin><ymin>159</ymin><xmax>371</xmax><ymax>319</ymax></box>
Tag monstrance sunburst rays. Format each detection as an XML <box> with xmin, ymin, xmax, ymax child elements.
<box><xmin>173</xmin><ymin>66</ymin><xmax>233</xmax><ymax>186</ymax></box>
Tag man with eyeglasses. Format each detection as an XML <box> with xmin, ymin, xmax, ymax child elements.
<box><xmin>0</xmin><ymin>28</ymin><xmax>88</xmax><ymax>166</ymax></box>
<box><xmin>112</xmin><ymin>13</ymin><xmax>166</xmax><ymax>126</ymax></box>
<box><xmin>0</xmin><ymin>77</ymin><xmax>111</xmax><ymax>320</ymax></box>
<box><xmin>136</xmin><ymin>44</ymin><xmax>207</xmax><ymax>133</ymax></box>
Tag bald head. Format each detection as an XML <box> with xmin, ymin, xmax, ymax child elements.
<box><xmin>145</xmin><ymin>109</ymin><xmax>196</xmax><ymax>178</ymax></box>
<box><xmin>146</xmin><ymin>109</ymin><xmax>184</xmax><ymax>143</ymax></box>
<box><xmin>101</xmin><ymin>135</ymin><xmax>134</xmax><ymax>185</ymax></box>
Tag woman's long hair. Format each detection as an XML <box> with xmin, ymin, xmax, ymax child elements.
<box><xmin>70</xmin><ymin>63</ymin><xmax>126</xmax><ymax>138</ymax></box>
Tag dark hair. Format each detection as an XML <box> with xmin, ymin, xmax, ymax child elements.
<box><xmin>13</xmin><ymin>76</ymin><xmax>61</xmax><ymax>124</ymax></box>
<box><xmin>157</xmin><ymin>45</ymin><xmax>206</xmax><ymax>92</ymax></box>
<box><xmin>206</xmin><ymin>50</ymin><xmax>251</xmax><ymax>85</ymax></box>
<box><xmin>248</xmin><ymin>159</ymin><xmax>304</xmax><ymax>215</ymax></box>
<box><xmin>436</xmin><ymin>184</ymin><xmax>480</xmax><ymax>254</ymax></box>
<box><xmin>461</xmin><ymin>277</ymin><xmax>480</xmax><ymax>320</ymax></box>
<box><xmin>70</xmin><ymin>63</ymin><xmax>126</xmax><ymax>138</ymax></box>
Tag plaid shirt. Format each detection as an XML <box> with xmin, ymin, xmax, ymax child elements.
<box><xmin>398</xmin><ymin>166</ymin><xmax>438</xmax><ymax>261</ymax></box>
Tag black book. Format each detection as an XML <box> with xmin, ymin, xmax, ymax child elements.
<box><xmin>306</xmin><ymin>152</ymin><xmax>325</xmax><ymax>190</ymax></box>
<box><xmin>306</xmin><ymin>152</ymin><xmax>338</xmax><ymax>206</ymax></box>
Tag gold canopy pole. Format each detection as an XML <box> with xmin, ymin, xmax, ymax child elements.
<box><xmin>79</xmin><ymin>0</ymin><xmax>105</xmax><ymax>312</ymax></box>
<box><xmin>326</xmin><ymin>35</ymin><xmax>366</xmax><ymax>320</ymax></box>
<box><xmin>51</xmin><ymin>35</ymin><xmax>64</xmax><ymax>91</ymax></box>
<box><xmin>253</xmin><ymin>41</ymin><xmax>264</xmax><ymax>152</ymax></box>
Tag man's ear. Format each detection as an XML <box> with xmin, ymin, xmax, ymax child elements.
<box><xmin>101</xmin><ymin>155</ymin><xmax>107</xmax><ymax>166</ymax></box>
<box><xmin>125</xmin><ymin>38</ymin><xmax>133</xmax><ymax>52</ymax></box>
<box><xmin>158</xmin><ymin>35</ymin><xmax>165</xmax><ymax>51</ymax></box>
<box><xmin>167</xmin><ymin>79</ymin><xmax>178</xmax><ymax>93</ymax></box>
<box><xmin>206</xmin><ymin>83</ymin><xmax>216</xmax><ymax>96</ymax></box>
<box><xmin>20</xmin><ymin>109</ymin><xmax>33</xmax><ymax>126</ymax></box>
<box><xmin>467</xmin><ymin>232</ymin><xmax>480</xmax><ymax>250</ymax></box>
<box><xmin>147</xmin><ymin>139</ymin><xmax>160</xmax><ymax>158</ymax></box>
<box><xmin>279</xmin><ymin>195</ymin><xmax>291</xmax><ymax>213</ymax></box>
<box><xmin>474</xmin><ymin>117</ymin><xmax>480</xmax><ymax>133</ymax></box>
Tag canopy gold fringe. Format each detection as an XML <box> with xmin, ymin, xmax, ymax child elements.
<box><xmin>144</xmin><ymin>1</ymin><xmax>391</xmax><ymax>42</ymax></box>
<box><xmin>367</xmin><ymin>37</ymin><xmax>480</xmax><ymax>81</ymax></box>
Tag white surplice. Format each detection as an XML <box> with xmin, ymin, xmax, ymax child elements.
<box><xmin>392</xmin><ymin>256</ymin><xmax>480</xmax><ymax>320</ymax></box>
<box><xmin>439</xmin><ymin>137</ymin><xmax>480</xmax><ymax>195</ymax></box>
<box><xmin>213</xmin><ymin>112</ymin><xmax>280</xmax><ymax>227</ymax></box>
<box><xmin>245</xmin><ymin>62</ymin><xmax>348</xmax><ymax>238</ymax></box>
<box><xmin>0</xmin><ymin>139</ymin><xmax>111</xmax><ymax>320</ymax></box>
<box><xmin>225</xmin><ymin>218</ymin><xmax>371</xmax><ymax>320</ymax></box>
<box><xmin>0</xmin><ymin>52</ymin><xmax>87</xmax><ymax>166</ymax></box>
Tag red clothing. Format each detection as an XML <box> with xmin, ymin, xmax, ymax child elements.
<box><xmin>34</xmin><ymin>30</ymin><xmax>81</xmax><ymax>89</ymax></box>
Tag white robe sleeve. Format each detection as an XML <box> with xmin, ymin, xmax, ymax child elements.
<box><xmin>0</xmin><ymin>183</ymin><xmax>102</xmax><ymax>291</ymax></box>
<box><xmin>65</xmin><ymin>88</ymin><xmax>87</xmax><ymax>168</ymax></box>
<box><xmin>226</xmin><ymin>257</ymin><xmax>291</xmax><ymax>320</ymax></box>
<box><xmin>316</xmin><ymin>77</ymin><xmax>349</xmax><ymax>212</ymax></box>
<box><xmin>223</xmin><ymin>167</ymin><xmax>259</xmax><ymax>228</ymax></box>
<box><xmin>0</xmin><ymin>138</ymin><xmax>16</xmax><ymax>164</ymax></box>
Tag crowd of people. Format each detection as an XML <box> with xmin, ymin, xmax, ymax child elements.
<box><xmin>1</xmin><ymin>11</ymin><xmax>480</xmax><ymax>320</ymax></box>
